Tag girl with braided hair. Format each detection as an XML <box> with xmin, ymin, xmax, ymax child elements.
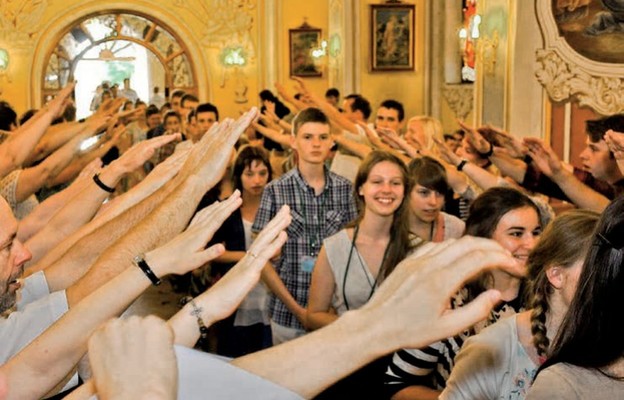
<box><xmin>439</xmin><ymin>209</ymin><xmax>599</xmax><ymax>399</ymax></box>
<box><xmin>528</xmin><ymin>195</ymin><xmax>624</xmax><ymax>399</ymax></box>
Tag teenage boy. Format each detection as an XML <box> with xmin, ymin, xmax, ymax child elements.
<box><xmin>252</xmin><ymin>108</ymin><xmax>358</xmax><ymax>344</ymax></box>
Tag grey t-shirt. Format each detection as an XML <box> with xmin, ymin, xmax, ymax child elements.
<box><xmin>527</xmin><ymin>362</ymin><xmax>624</xmax><ymax>399</ymax></box>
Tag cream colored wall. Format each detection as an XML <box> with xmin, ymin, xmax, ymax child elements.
<box><xmin>357</xmin><ymin>0</ymin><xmax>426</xmax><ymax>122</ymax></box>
<box><xmin>277</xmin><ymin>1</ymin><xmax>330</xmax><ymax>99</ymax></box>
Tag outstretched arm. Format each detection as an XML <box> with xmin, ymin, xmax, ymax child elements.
<box><xmin>0</xmin><ymin>84</ymin><xmax>75</xmax><ymax>178</ymax></box>
<box><xmin>233</xmin><ymin>237</ymin><xmax>515</xmax><ymax>398</ymax></box>
<box><xmin>0</xmin><ymin>197</ymin><xmax>239</xmax><ymax>400</ymax></box>
<box><xmin>524</xmin><ymin>137</ymin><xmax>609</xmax><ymax>212</ymax></box>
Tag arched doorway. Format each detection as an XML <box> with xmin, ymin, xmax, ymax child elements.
<box><xmin>40</xmin><ymin>11</ymin><xmax>198</xmax><ymax>117</ymax></box>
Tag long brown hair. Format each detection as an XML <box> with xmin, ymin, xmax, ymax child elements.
<box><xmin>352</xmin><ymin>150</ymin><xmax>413</xmax><ymax>280</ymax></box>
<box><xmin>526</xmin><ymin>209</ymin><xmax>599</xmax><ymax>358</ymax></box>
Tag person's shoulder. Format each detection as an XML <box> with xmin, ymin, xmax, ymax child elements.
<box><xmin>467</xmin><ymin>314</ymin><xmax>517</xmax><ymax>346</ymax></box>
<box><xmin>327</xmin><ymin>170</ymin><xmax>354</xmax><ymax>188</ymax></box>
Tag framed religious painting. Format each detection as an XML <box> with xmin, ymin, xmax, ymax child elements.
<box><xmin>289</xmin><ymin>24</ymin><xmax>323</xmax><ymax>77</ymax></box>
<box><xmin>370</xmin><ymin>3</ymin><xmax>415</xmax><ymax>71</ymax></box>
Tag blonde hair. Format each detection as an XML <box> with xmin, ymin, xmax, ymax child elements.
<box><xmin>407</xmin><ymin>116</ymin><xmax>443</xmax><ymax>151</ymax></box>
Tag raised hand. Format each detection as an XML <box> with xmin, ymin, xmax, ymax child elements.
<box><xmin>179</xmin><ymin>108</ymin><xmax>258</xmax><ymax>189</ymax></box>
<box><xmin>46</xmin><ymin>82</ymin><xmax>76</xmax><ymax>119</ymax></box>
<box><xmin>458</xmin><ymin>120</ymin><xmax>491</xmax><ymax>155</ymax></box>
<box><xmin>144</xmin><ymin>191</ymin><xmax>243</xmax><ymax>278</ymax></box>
<box><xmin>88</xmin><ymin>316</ymin><xmax>177</xmax><ymax>400</ymax></box>
<box><xmin>433</xmin><ymin>136</ymin><xmax>461</xmax><ymax>166</ymax></box>
<box><xmin>484</xmin><ymin>125</ymin><xmax>526</xmax><ymax>159</ymax></box>
<box><xmin>114</xmin><ymin>133</ymin><xmax>182</xmax><ymax>174</ymax></box>
<box><xmin>361</xmin><ymin>236</ymin><xmax>515</xmax><ymax>351</ymax></box>
<box><xmin>192</xmin><ymin>204</ymin><xmax>290</xmax><ymax>324</ymax></box>
<box><xmin>523</xmin><ymin>137</ymin><xmax>563</xmax><ymax>177</ymax></box>
<box><xmin>605</xmin><ymin>129</ymin><xmax>624</xmax><ymax>160</ymax></box>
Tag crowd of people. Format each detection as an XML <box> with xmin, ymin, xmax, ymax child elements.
<box><xmin>0</xmin><ymin>76</ymin><xmax>621</xmax><ymax>399</ymax></box>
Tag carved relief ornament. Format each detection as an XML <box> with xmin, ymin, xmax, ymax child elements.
<box><xmin>535</xmin><ymin>0</ymin><xmax>624</xmax><ymax>115</ymax></box>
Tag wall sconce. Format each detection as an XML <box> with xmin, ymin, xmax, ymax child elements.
<box><xmin>311</xmin><ymin>40</ymin><xmax>328</xmax><ymax>59</ymax></box>
<box><xmin>218</xmin><ymin>46</ymin><xmax>248</xmax><ymax>103</ymax></box>
<box><xmin>0</xmin><ymin>49</ymin><xmax>9</xmax><ymax>72</ymax></box>
<box><xmin>220</xmin><ymin>46</ymin><xmax>246</xmax><ymax>67</ymax></box>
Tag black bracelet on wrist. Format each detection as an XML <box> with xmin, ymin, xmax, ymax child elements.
<box><xmin>133</xmin><ymin>254</ymin><xmax>162</xmax><ymax>286</ymax></box>
<box><xmin>93</xmin><ymin>173</ymin><xmax>115</xmax><ymax>193</ymax></box>
<box><xmin>457</xmin><ymin>159</ymin><xmax>469</xmax><ymax>171</ymax></box>
<box><xmin>478</xmin><ymin>141</ymin><xmax>494</xmax><ymax>158</ymax></box>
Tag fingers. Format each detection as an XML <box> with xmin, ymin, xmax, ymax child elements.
<box><xmin>193</xmin><ymin>243</ymin><xmax>226</xmax><ymax>267</ymax></box>
<box><xmin>436</xmin><ymin>289</ymin><xmax>501</xmax><ymax>338</ymax></box>
<box><xmin>248</xmin><ymin>205</ymin><xmax>291</xmax><ymax>253</ymax></box>
<box><xmin>188</xmin><ymin>190</ymin><xmax>242</xmax><ymax>232</ymax></box>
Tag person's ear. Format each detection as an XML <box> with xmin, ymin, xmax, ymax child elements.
<box><xmin>290</xmin><ymin>134</ymin><xmax>297</xmax><ymax>151</ymax></box>
<box><xmin>546</xmin><ymin>265</ymin><xmax>564</xmax><ymax>290</ymax></box>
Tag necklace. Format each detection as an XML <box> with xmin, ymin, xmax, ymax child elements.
<box><xmin>342</xmin><ymin>225</ymin><xmax>390</xmax><ymax>310</ymax></box>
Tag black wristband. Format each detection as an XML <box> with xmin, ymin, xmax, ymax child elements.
<box><xmin>523</xmin><ymin>154</ymin><xmax>532</xmax><ymax>164</ymax></box>
<box><xmin>93</xmin><ymin>173</ymin><xmax>115</xmax><ymax>193</ymax></box>
<box><xmin>134</xmin><ymin>255</ymin><xmax>162</xmax><ymax>286</ymax></box>
<box><xmin>457</xmin><ymin>159</ymin><xmax>468</xmax><ymax>171</ymax></box>
<box><xmin>478</xmin><ymin>141</ymin><xmax>494</xmax><ymax>158</ymax></box>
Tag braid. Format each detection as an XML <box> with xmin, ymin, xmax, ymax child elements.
<box><xmin>529</xmin><ymin>275</ymin><xmax>551</xmax><ymax>359</ymax></box>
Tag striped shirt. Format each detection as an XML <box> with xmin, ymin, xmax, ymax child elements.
<box><xmin>384</xmin><ymin>290</ymin><xmax>524</xmax><ymax>397</ymax></box>
<box><xmin>252</xmin><ymin>167</ymin><xmax>357</xmax><ymax>330</ymax></box>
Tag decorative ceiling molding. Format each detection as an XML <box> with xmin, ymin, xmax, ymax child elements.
<box><xmin>535</xmin><ymin>0</ymin><xmax>624</xmax><ymax>115</ymax></box>
<box><xmin>0</xmin><ymin>0</ymin><xmax>49</xmax><ymax>51</ymax></box>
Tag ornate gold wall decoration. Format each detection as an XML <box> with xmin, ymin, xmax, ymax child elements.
<box><xmin>535</xmin><ymin>0</ymin><xmax>624</xmax><ymax>115</ymax></box>
<box><xmin>0</xmin><ymin>0</ymin><xmax>49</xmax><ymax>50</ymax></box>
<box><xmin>443</xmin><ymin>83</ymin><xmax>474</xmax><ymax>121</ymax></box>
<box><xmin>173</xmin><ymin>0</ymin><xmax>256</xmax><ymax>62</ymax></box>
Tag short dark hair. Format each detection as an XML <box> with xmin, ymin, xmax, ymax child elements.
<box><xmin>325</xmin><ymin>88</ymin><xmax>340</xmax><ymax>98</ymax></box>
<box><xmin>19</xmin><ymin>109</ymin><xmax>38</xmax><ymax>126</ymax></box>
<box><xmin>585</xmin><ymin>114</ymin><xmax>624</xmax><ymax>143</ymax></box>
<box><xmin>163</xmin><ymin>110</ymin><xmax>181</xmax><ymax>123</ymax></box>
<box><xmin>170</xmin><ymin>89</ymin><xmax>185</xmax><ymax>100</ymax></box>
<box><xmin>196</xmin><ymin>102</ymin><xmax>219</xmax><ymax>121</ymax></box>
<box><xmin>465</xmin><ymin>187</ymin><xmax>540</xmax><ymax>239</ymax></box>
<box><xmin>292</xmin><ymin>107</ymin><xmax>329</xmax><ymax>136</ymax></box>
<box><xmin>0</xmin><ymin>101</ymin><xmax>17</xmax><ymax>131</ymax></box>
<box><xmin>347</xmin><ymin>95</ymin><xmax>371</xmax><ymax>120</ymax></box>
<box><xmin>145</xmin><ymin>105</ymin><xmax>160</xmax><ymax>118</ymax></box>
<box><xmin>259</xmin><ymin>89</ymin><xmax>277</xmax><ymax>102</ymax></box>
<box><xmin>379</xmin><ymin>99</ymin><xmax>405</xmax><ymax>122</ymax></box>
<box><xmin>232</xmin><ymin>145</ymin><xmax>272</xmax><ymax>192</ymax></box>
<box><xmin>407</xmin><ymin>156</ymin><xmax>449</xmax><ymax>195</ymax></box>
<box><xmin>181</xmin><ymin>93</ymin><xmax>199</xmax><ymax>107</ymax></box>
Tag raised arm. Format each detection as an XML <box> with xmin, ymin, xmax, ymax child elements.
<box><xmin>292</xmin><ymin>77</ymin><xmax>360</xmax><ymax>135</ymax></box>
<box><xmin>232</xmin><ymin>237</ymin><xmax>515</xmax><ymax>398</ymax></box>
<box><xmin>169</xmin><ymin>205</ymin><xmax>290</xmax><ymax>347</ymax></box>
<box><xmin>0</xmin><ymin>196</ymin><xmax>240</xmax><ymax>400</ymax></box>
<box><xmin>524</xmin><ymin>137</ymin><xmax>609</xmax><ymax>212</ymax></box>
<box><xmin>0</xmin><ymin>84</ymin><xmax>75</xmax><ymax>178</ymax></box>
<box><xmin>45</xmin><ymin>110</ymin><xmax>258</xmax><ymax>300</ymax></box>
<box><xmin>24</xmin><ymin>134</ymin><xmax>182</xmax><ymax>264</ymax></box>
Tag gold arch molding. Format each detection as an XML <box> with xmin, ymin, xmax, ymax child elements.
<box><xmin>31</xmin><ymin>1</ymin><xmax>211</xmax><ymax>107</ymax></box>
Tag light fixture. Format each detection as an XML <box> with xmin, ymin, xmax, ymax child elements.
<box><xmin>220</xmin><ymin>46</ymin><xmax>246</xmax><ymax>67</ymax></box>
<box><xmin>0</xmin><ymin>49</ymin><xmax>9</xmax><ymax>71</ymax></box>
<box><xmin>311</xmin><ymin>40</ymin><xmax>328</xmax><ymax>59</ymax></box>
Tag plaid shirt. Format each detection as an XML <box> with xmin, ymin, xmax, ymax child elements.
<box><xmin>252</xmin><ymin>167</ymin><xmax>357</xmax><ymax>330</ymax></box>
